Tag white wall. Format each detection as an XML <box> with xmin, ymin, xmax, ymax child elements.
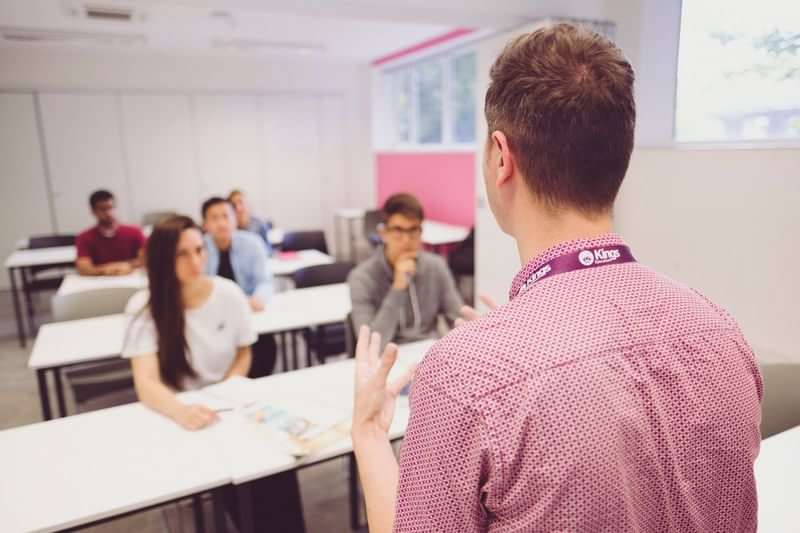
<box><xmin>617</xmin><ymin>147</ymin><xmax>800</xmax><ymax>362</ymax></box>
<box><xmin>0</xmin><ymin>46</ymin><xmax>374</xmax><ymax>287</ymax></box>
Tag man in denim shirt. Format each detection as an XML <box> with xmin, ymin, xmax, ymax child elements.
<box><xmin>202</xmin><ymin>197</ymin><xmax>277</xmax><ymax>376</ymax></box>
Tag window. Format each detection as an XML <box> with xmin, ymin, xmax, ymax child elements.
<box><xmin>381</xmin><ymin>50</ymin><xmax>477</xmax><ymax>148</ymax></box>
<box><xmin>675</xmin><ymin>0</ymin><xmax>800</xmax><ymax>143</ymax></box>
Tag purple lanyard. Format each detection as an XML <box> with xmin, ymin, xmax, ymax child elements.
<box><xmin>516</xmin><ymin>245</ymin><xmax>637</xmax><ymax>297</ymax></box>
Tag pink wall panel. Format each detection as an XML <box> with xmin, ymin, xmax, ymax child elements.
<box><xmin>376</xmin><ymin>152</ymin><xmax>475</xmax><ymax>227</ymax></box>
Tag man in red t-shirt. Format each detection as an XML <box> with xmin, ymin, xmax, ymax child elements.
<box><xmin>75</xmin><ymin>190</ymin><xmax>146</xmax><ymax>276</ymax></box>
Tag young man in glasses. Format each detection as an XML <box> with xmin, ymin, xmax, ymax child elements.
<box><xmin>348</xmin><ymin>193</ymin><xmax>463</xmax><ymax>346</ymax></box>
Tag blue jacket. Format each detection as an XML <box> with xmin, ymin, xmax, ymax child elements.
<box><xmin>204</xmin><ymin>230</ymin><xmax>274</xmax><ymax>303</ymax></box>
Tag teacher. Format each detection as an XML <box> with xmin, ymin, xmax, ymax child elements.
<box><xmin>351</xmin><ymin>23</ymin><xmax>761</xmax><ymax>533</ymax></box>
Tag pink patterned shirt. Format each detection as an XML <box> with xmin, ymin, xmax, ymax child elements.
<box><xmin>395</xmin><ymin>234</ymin><xmax>762</xmax><ymax>532</ymax></box>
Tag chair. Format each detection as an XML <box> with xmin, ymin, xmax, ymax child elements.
<box><xmin>363</xmin><ymin>209</ymin><xmax>383</xmax><ymax>248</ymax></box>
<box><xmin>54</xmin><ymin>287</ymin><xmax>141</xmax><ymax>412</ymax></box>
<box><xmin>281</xmin><ymin>230</ymin><xmax>329</xmax><ymax>254</ymax></box>
<box><xmin>140</xmin><ymin>210</ymin><xmax>177</xmax><ymax>226</ymax></box>
<box><xmin>21</xmin><ymin>234</ymin><xmax>77</xmax><ymax>334</ymax></box>
<box><xmin>292</xmin><ymin>263</ymin><xmax>354</xmax><ymax>364</ymax></box>
<box><xmin>760</xmin><ymin>362</ymin><xmax>800</xmax><ymax>439</ymax></box>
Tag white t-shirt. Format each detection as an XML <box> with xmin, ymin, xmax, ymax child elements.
<box><xmin>122</xmin><ymin>276</ymin><xmax>257</xmax><ymax>390</ymax></box>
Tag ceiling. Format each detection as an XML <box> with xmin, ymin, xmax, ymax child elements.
<box><xmin>0</xmin><ymin>0</ymin><xmax>615</xmax><ymax>62</ymax></box>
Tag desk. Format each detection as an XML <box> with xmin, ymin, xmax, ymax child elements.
<box><xmin>30</xmin><ymin>284</ymin><xmax>353</xmax><ymax>420</ymax></box>
<box><xmin>221</xmin><ymin>339</ymin><xmax>433</xmax><ymax>533</ymax></box>
<box><xmin>755</xmin><ymin>425</ymin><xmax>800</xmax><ymax>530</ymax></box>
<box><xmin>267</xmin><ymin>249</ymin><xmax>334</xmax><ymax>277</ymax></box>
<box><xmin>422</xmin><ymin>220</ymin><xmax>470</xmax><ymax>253</ymax></box>
<box><xmin>5</xmin><ymin>246</ymin><xmax>77</xmax><ymax>347</ymax></box>
<box><xmin>0</xmin><ymin>401</ymin><xmax>231</xmax><ymax>533</ymax></box>
<box><xmin>5</xmin><ymin>339</ymin><xmax>435</xmax><ymax>533</ymax></box>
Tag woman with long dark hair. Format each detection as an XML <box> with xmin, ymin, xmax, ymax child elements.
<box><xmin>123</xmin><ymin>215</ymin><xmax>306</xmax><ymax>532</ymax></box>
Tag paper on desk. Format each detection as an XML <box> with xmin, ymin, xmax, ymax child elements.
<box><xmin>200</xmin><ymin>376</ymin><xmax>262</xmax><ymax>408</ymax></box>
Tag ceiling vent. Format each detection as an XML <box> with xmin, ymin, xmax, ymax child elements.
<box><xmin>0</xmin><ymin>26</ymin><xmax>146</xmax><ymax>46</ymax></box>
<box><xmin>212</xmin><ymin>38</ymin><xmax>324</xmax><ymax>54</ymax></box>
<box><xmin>84</xmin><ymin>4</ymin><xmax>134</xmax><ymax>22</ymax></box>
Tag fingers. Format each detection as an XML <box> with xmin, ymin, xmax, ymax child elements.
<box><xmin>455</xmin><ymin>318</ymin><xmax>466</xmax><ymax>327</ymax></box>
<box><xmin>460</xmin><ymin>305</ymin><xmax>480</xmax><ymax>321</ymax></box>
<box><xmin>375</xmin><ymin>343</ymin><xmax>398</xmax><ymax>385</ymax></box>
<box><xmin>368</xmin><ymin>331</ymin><xmax>382</xmax><ymax>367</ymax></box>
<box><xmin>356</xmin><ymin>325</ymin><xmax>371</xmax><ymax>366</ymax></box>
<box><xmin>480</xmin><ymin>294</ymin><xmax>499</xmax><ymax>310</ymax></box>
<box><xmin>387</xmin><ymin>362</ymin><xmax>417</xmax><ymax>397</ymax></box>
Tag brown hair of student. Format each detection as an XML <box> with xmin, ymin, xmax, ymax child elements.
<box><xmin>485</xmin><ymin>23</ymin><xmax>636</xmax><ymax>214</ymax></box>
<box><xmin>382</xmin><ymin>193</ymin><xmax>425</xmax><ymax>222</ymax></box>
<box><xmin>144</xmin><ymin>215</ymin><xmax>198</xmax><ymax>389</ymax></box>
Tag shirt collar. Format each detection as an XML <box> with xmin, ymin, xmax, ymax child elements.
<box><xmin>509</xmin><ymin>233</ymin><xmax>627</xmax><ymax>300</ymax></box>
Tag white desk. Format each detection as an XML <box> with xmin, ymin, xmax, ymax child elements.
<box><xmin>5</xmin><ymin>246</ymin><xmax>78</xmax><ymax>347</ymax></box>
<box><xmin>5</xmin><ymin>339</ymin><xmax>435</xmax><ymax>533</ymax></box>
<box><xmin>0</xmin><ymin>401</ymin><xmax>231</xmax><ymax>533</ymax></box>
<box><xmin>267</xmin><ymin>249</ymin><xmax>334</xmax><ymax>277</ymax></box>
<box><xmin>422</xmin><ymin>220</ymin><xmax>470</xmax><ymax>249</ymax></box>
<box><xmin>755</xmin><ymin>425</ymin><xmax>800</xmax><ymax>531</ymax></box>
<box><xmin>56</xmin><ymin>271</ymin><xmax>148</xmax><ymax>297</ymax></box>
<box><xmin>29</xmin><ymin>283</ymin><xmax>353</xmax><ymax>420</ymax></box>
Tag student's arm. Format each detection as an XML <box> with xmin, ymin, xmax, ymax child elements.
<box><xmin>224</xmin><ymin>346</ymin><xmax>252</xmax><ymax>379</ymax></box>
<box><xmin>248</xmin><ymin>238</ymin><xmax>274</xmax><ymax>308</ymax></box>
<box><xmin>349</xmin><ymin>273</ymin><xmax>405</xmax><ymax>344</ymax></box>
<box><xmin>438</xmin><ymin>258</ymin><xmax>465</xmax><ymax>327</ymax></box>
<box><xmin>76</xmin><ymin>256</ymin><xmax>104</xmax><ymax>276</ymax></box>
<box><xmin>130</xmin><ymin>354</ymin><xmax>218</xmax><ymax>431</ymax></box>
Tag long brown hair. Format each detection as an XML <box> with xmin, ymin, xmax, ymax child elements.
<box><xmin>144</xmin><ymin>215</ymin><xmax>199</xmax><ymax>389</ymax></box>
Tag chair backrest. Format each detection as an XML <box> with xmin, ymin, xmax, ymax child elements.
<box><xmin>28</xmin><ymin>234</ymin><xmax>76</xmax><ymax>249</ymax></box>
<box><xmin>363</xmin><ymin>209</ymin><xmax>383</xmax><ymax>247</ymax></box>
<box><xmin>293</xmin><ymin>262</ymin><xmax>355</xmax><ymax>289</ymax></box>
<box><xmin>52</xmin><ymin>286</ymin><xmax>140</xmax><ymax>322</ymax></box>
<box><xmin>760</xmin><ymin>362</ymin><xmax>800</xmax><ymax>438</ymax></box>
<box><xmin>344</xmin><ymin>312</ymin><xmax>356</xmax><ymax>358</ymax></box>
<box><xmin>140</xmin><ymin>211</ymin><xmax>177</xmax><ymax>227</ymax></box>
<box><xmin>281</xmin><ymin>230</ymin><xmax>329</xmax><ymax>254</ymax></box>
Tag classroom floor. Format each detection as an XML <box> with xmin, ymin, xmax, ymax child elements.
<box><xmin>0</xmin><ymin>289</ymin><xmax>364</xmax><ymax>533</ymax></box>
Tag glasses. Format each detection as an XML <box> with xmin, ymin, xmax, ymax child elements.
<box><xmin>384</xmin><ymin>225</ymin><xmax>422</xmax><ymax>239</ymax></box>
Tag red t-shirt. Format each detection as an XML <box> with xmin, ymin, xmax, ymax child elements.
<box><xmin>76</xmin><ymin>224</ymin><xmax>145</xmax><ymax>265</ymax></box>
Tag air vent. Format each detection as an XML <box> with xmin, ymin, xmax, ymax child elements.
<box><xmin>0</xmin><ymin>26</ymin><xmax>146</xmax><ymax>46</ymax></box>
<box><xmin>85</xmin><ymin>4</ymin><xmax>134</xmax><ymax>22</ymax></box>
<box><xmin>212</xmin><ymin>38</ymin><xmax>324</xmax><ymax>54</ymax></box>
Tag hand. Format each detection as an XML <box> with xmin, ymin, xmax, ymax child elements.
<box><xmin>173</xmin><ymin>404</ymin><xmax>218</xmax><ymax>431</ymax></box>
<box><xmin>455</xmin><ymin>294</ymin><xmax>499</xmax><ymax>327</ymax></box>
<box><xmin>249</xmin><ymin>296</ymin><xmax>265</xmax><ymax>312</ymax></box>
<box><xmin>101</xmin><ymin>262</ymin><xmax>132</xmax><ymax>276</ymax></box>
<box><xmin>352</xmin><ymin>326</ymin><xmax>416</xmax><ymax>441</ymax></box>
<box><xmin>392</xmin><ymin>252</ymin><xmax>418</xmax><ymax>290</ymax></box>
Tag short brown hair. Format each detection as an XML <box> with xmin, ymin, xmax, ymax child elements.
<box><xmin>382</xmin><ymin>193</ymin><xmax>424</xmax><ymax>222</ymax></box>
<box><xmin>485</xmin><ymin>23</ymin><xmax>635</xmax><ymax>214</ymax></box>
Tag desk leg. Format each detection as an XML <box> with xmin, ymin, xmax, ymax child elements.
<box><xmin>348</xmin><ymin>453</ymin><xmax>361</xmax><ymax>530</ymax></box>
<box><xmin>236</xmin><ymin>482</ymin><xmax>255</xmax><ymax>533</ymax></box>
<box><xmin>8</xmin><ymin>268</ymin><xmax>26</xmax><ymax>348</ymax></box>
<box><xmin>291</xmin><ymin>331</ymin><xmax>299</xmax><ymax>370</ymax></box>
<box><xmin>36</xmin><ymin>368</ymin><xmax>52</xmax><ymax>421</ymax></box>
<box><xmin>53</xmin><ymin>367</ymin><xmax>67</xmax><ymax>418</ymax></box>
<box><xmin>280</xmin><ymin>333</ymin><xmax>289</xmax><ymax>373</ymax></box>
<box><xmin>213</xmin><ymin>488</ymin><xmax>227</xmax><ymax>533</ymax></box>
<box><xmin>192</xmin><ymin>494</ymin><xmax>206</xmax><ymax>533</ymax></box>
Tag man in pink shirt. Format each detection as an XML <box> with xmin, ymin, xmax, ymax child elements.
<box><xmin>76</xmin><ymin>189</ymin><xmax>146</xmax><ymax>276</ymax></box>
<box><xmin>351</xmin><ymin>23</ymin><xmax>762</xmax><ymax>533</ymax></box>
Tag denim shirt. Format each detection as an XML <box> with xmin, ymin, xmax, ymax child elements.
<box><xmin>204</xmin><ymin>230</ymin><xmax>274</xmax><ymax>303</ymax></box>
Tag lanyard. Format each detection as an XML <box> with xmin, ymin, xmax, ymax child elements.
<box><xmin>516</xmin><ymin>245</ymin><xmax>637</xmax><ymax>297</ymax></box>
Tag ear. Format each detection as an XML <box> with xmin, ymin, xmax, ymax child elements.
<box><xmin>490</xmin><ymin>130</ymin><xmax>515</xmax><ymax>188</ymax></box>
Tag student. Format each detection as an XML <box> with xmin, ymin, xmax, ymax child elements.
<box><xmin>348</xmin><ymin>193</ymin><xmax>463</xmax><ymax>345</ymax></box>
<box><xmin>202</xmin><ymin>197</ymin><xmax>278</xmax><ymax>377</ymax></box>
<box><xmin>75</xmin><ymin>189</ymin><xmax>146</xmax><ymax>276</ymax></box>
<box><xmin>123</xmin><ymin>215</ymin><xmax>306</xmax><ymax>533</ymax></box>
<box><xmin>228</xmin><ymin>189</ymin><xmax>273</xmax><ymax>253</ymax></box>
<box><xmin>351</xmin><ymin>24</ymin><xmax>762</xmax><ymax>533</ymax></box>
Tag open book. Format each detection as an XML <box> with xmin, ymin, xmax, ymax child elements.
<box><xmin>200</xmin><ymin>376</ymin><xmax>351</xmax><ymax>457</ymax></box>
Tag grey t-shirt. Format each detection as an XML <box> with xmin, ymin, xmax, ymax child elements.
<box><xmin>347</xmin><ymin>247</ymin><xmax>463</xmax><ymax>345</ymax></box>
